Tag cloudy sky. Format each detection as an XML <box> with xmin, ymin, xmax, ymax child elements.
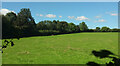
<box><xmin>1</xmin><ymin>2</ymin><xmax>118</xmax><ymax>29</ymax></box>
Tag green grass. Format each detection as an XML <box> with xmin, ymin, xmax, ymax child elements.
<box><xmin>2</xmin><ymin>32</ymin><xmax>118</xmax><ymax>64</ymax></box>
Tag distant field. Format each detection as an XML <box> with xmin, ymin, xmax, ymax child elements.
<box><xmin>2</xmin><ymin>32</ymin><xmax>118</xmax><ymax>64</ymax></box>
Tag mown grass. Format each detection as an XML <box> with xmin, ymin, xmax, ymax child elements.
<box><xmin>2</xmin><ymin>32</ymin><xmax>118</xmax><ymax>64</ymax></box>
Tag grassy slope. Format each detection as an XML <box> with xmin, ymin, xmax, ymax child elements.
<box><xmin>2</xmin><ymin>32</ymin><xmax>118</xmax><ymax>64</ymax></box>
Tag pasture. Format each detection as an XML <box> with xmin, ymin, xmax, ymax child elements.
<box><xmin>2</xmin><ymin>32</ymin><xmax>118</xmax><ymax>64</ymax></box>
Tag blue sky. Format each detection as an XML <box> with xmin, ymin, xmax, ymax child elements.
<box><xmin>2</xmin><ymin>2</ymin><xmax>118</xmax><ymax>29</ymax></box>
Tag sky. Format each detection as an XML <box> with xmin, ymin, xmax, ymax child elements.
<box><xmin>1</xmin><ymin>2</ymin><xmax>118</xmax><ymax>29</ymax></box>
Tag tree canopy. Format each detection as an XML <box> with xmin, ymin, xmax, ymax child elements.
<box><xmin>2</xmin><ymin>8</ymin><xmax>120</xmax><ymax>39</ymax></box>
<box><xmin>79</xmin><ymin>22</ymin><xmax>88</xmax><ymax>32</ymax></box>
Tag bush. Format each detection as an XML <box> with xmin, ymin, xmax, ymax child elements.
<box><xmin>38</xmin><ymin>30</ymin><xmax>60</xmax><ymax>36</ymax></box>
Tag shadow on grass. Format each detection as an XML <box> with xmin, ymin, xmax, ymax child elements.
<box><xmin>86</xmin><ymin>50</ymin><xmax>120</xmax><ymax>66</ymax></box>
<box><xmin>2</xmin><ymin>38</ymin><xmax>19</xmax><ymax>53</ymax></box>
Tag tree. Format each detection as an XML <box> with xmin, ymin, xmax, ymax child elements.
<box><xmin>2</xmin><ymin>15</ymin><xmax>10</xmax><ymax>38</ymax></box>
<box><xmin>6</xmin><ymin>12</ymin><xmax>20</xmax><ymax>38</ymax></box>
<box><xmin>111</xmin><ymin>28</ymin><xmax>119</xmax><ymax>32</ymax></box>
<box><xmin>88</xmin><ymin>29</ymin><xmax>94</xmax><ymax>32</ymax></box>
<box><xmin>15</xmin><ymin>8</ymin><xmax>36</xmax><ymax>36</ymax></box>
<box><xmin>79</xmin><ymin>22</ymin><xmax>88</xmax><ymax>32</ymax></box>
<box><xmin>101</xmin><ymin>26</ymin><xmax>110</xmax><ymax>32</ymax></box>
<box><xmin>95</xmin><ymin>27</ymin><xmax>100</xmax><ymax>32</ymax></box>
<box><xmin>68</xmin><ymin>23</ymin><xmax>77</xmax><ymax>32</ymax></box>
<box><xmin>52</xmin><ymin>20</ymin><xmax>57</xmax><ymax>30</ymax></box>
<box><xmin>5</xmin><ymin>8</ymin><xmax>120</xmax><ymax>39</ymax></box>
<box><xmin>37</xmin><ymin>21</ymin><xmax>44</xmax><ymax>30</ymax></box>
<box><xmin>6</xmin><ymin>12</ymin><xmax>17</xmax><ymax>26</ymax></box>
<box><xmin>2</xmin><ymin>15</ymin><xmax>17</xmax><ymax>39</ymax></box>
<box><xmin>75</xmin><ymin>25</ymin><xmax>80</xmax><ymax>32</ymax></box>
<box><xmin>16</xmin><ymin>8</ymin><xmax>36</xmax><ymax>28</ymax></box>
<box><xmin>59</xmin><ymin>21</ymin><xmax>68</xmax><ymax>33</ymax></box>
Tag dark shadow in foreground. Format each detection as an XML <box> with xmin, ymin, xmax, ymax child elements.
<box><xmin>2</xmin><ymin>39</ymin><xmax>16</xmax><ymax>53</ymax></box>
<box><xmin>86</xmin><ymin>50</ymin><xmax>120</xmax><ymax>66</ymax></box>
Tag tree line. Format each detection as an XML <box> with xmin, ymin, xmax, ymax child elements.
<box><xmin>2</xmin><ymin>8</ymin><xmax>120</xmax><ymax>39</ymax></box>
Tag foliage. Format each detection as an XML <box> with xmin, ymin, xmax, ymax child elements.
<box><xmin>36</xmin><ymin>20</ymin><xmax>80</xmax><ymax>34</ymax></box>
<box><xmin>95</xmin><ymin>27</ymin><xmax>100</xmax><ymax>32</ymax></box>
<box><xmin>38</xmin><ymin>30</ymin><xmax>60</xmax><ymax>36</ymax></box>
<box><xmin>2</xmin><ymin>8</ymin><xmax>120</xmax><ymax>39</ymax></box>
<box><xmin>79</xmin><ymin>22</ymin><xmax>88</xmax><ymax>32</ymax></box>
<box><xmin>101</xmin><ymin>26</ymin><xmax>110</xmax><ymax>32</ymax></box>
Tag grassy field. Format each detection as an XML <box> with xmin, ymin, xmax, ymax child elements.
<box><xmin>2</xmin><ymin>32</ymin><xmax>118</xmax><ymax>64</ymax></box>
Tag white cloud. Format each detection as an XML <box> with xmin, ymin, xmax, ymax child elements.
<box><xmin>0</xmin><ymin>9</ymin><xmax>15</xmax><ymax>15</ymax></box>
<box><xmin>68</xmin><ymin>16</ymin><xmax>75</xmax><ymax>19</ymax></box>
<box><xmin>59</xmin><ymin>16</ymin><xmax>62</xmax><ymax>18</ymax></box>
<box><xmin>40</xmin><ymin>14</ymin><xmax>43</xmax><ymax>17</ymax></box>
<box><xmin>46</xmin><ymin>14</ymin><xmax>56</xmax><ymax>18</ymax></box>
<box><xmin>106</xmin><ymin>12</ymin><xmax>118</xmax><ymax>16</ymax></box>
<box><xmin>76</xmin><ymin>16</ymin><xmax>89</xmax><ymax>21</ymax></box>
<box><xmin>110</xmin><ymin>13</ymin><xmax>118</xmax><ymax>16</ymax></box>
<box><xmin>36</xmin><ymin>14</ymin><xmax>43</xmax><ymax>17</ymax></box>
<box><xmin>95</xmin><ymin>15</ymin><xmax>102</xmax><ymax>18</ymax></box>
<box><xmin>95</xmin><ymin>19</ymin><xmax>106</xmax><ymax>22</ymax></box>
